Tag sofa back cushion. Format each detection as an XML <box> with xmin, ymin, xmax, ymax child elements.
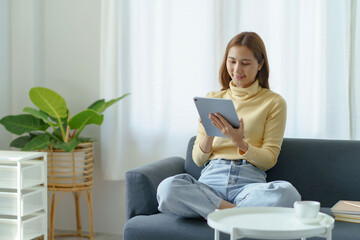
<box><xmin>185</xmin><ymin>136</ymin><xmax>203</xmax><ymax>180</ymax></box>
<box><xmin>267</xmin><ymin>138</ymin><xmax>360</xmax><ymax>207</ymax></box>
<box><xmin>185</xmin><ymin>137</ymin><xmax>360</xmax><ymax>207</ymax></box>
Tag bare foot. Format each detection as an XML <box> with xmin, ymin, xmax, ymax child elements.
<box><xmin>218</xmin><ymin>200</ymin><xmax>236</xmax><ymax>209</ymax></box>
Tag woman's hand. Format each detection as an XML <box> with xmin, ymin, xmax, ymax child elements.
<box><xmin>209</xmin><ymin>113</ymin><xmax>248</xmax><ymax>153</ymax></box>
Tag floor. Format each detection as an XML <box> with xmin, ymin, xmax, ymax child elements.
<box><xmin>53</xmin><ymin>230</ymin><xmax>122</xmax><ymax>240</ymax></box>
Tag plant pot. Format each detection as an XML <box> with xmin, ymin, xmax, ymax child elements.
<box><xmin>38</xmin><ymin>142</ymin><xmax>94</xmax><ymax>190</ymax></box>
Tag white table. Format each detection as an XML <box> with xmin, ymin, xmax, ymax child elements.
<box><xmin>207</xmin><ymin>207</ymin><xmax>334</xmax><ymax>240</ymax></box>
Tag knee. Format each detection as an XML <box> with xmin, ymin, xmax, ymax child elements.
<box><xmin>271</xmin><ymin>181</ymin><xmax>301</xmax><ymax>207</ymax></box>
<box><xmin>157</xmin><ymin>174</ymin><xmax>193</xmax><ymax>210</ymax></box>
<box><xmin>157</xmin><ymin>176</ymin><xmax>176</xmax><ymax>204</ymax></box>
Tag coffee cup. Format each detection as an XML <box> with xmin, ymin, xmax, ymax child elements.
<box><xmin>294</xmin><ymin>201</ymin><xmax>320</xmax><ymax>223</ymax></box>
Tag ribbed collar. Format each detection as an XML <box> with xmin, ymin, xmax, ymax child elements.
<box><xmin>229</xmin><ymin>80</ymin><xmax>262</xmax><ymax>101</ymax></box>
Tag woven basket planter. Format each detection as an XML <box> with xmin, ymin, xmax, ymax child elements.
<box><xmin>39</xmin><ymin>142</ymin><xmax>94</xmax><ymax>190</ymax></box>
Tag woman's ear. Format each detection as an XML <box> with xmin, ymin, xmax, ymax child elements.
<box><xmin>258</xmin><ymin>59</ymin><xmax>264</xmax><ymax>71</ymax></box>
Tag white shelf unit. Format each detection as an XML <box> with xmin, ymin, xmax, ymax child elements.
<box><xmin>0</xmin><ymin>151</ymin><xmax>47</xmax><ymax>240</ymax></box>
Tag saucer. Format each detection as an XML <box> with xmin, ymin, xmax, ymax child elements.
<box><xmin>295</xmin><ymin>214</ymin><xmax>325</xmax><ymax>224</ymax></box>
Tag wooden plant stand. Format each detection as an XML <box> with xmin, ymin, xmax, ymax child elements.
<box><xmin>40</xmin><ymin>142</ymin><xmax>95</xmax><ymax>240</ymax></box>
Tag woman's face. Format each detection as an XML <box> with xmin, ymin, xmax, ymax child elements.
<box><xmin>226</xmin><ymin>45</ymin><xmax>263</xmax><ymax>88</ymax></box>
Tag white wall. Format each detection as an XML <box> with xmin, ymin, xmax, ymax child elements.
<box><xmin>1</xmin><ymin>0</ymin><xmax>126</xmax><ymax>236</ymax></box>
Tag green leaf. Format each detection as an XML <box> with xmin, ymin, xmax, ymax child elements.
<box><xmin>68</xmin><ymin>109</ymin><xmax>104</xmax><ymax>129</ymax></box>
<box><xmin>29</xmin><ymin>87</ymin><xmax>67</xmax><ymax>119</ymax></box>
<box><xmin>10</xmin><ymin>135</ymin><xmax>32</xmax><ymax>148</ymax></box>
<box><xmin>88</xmin><ymin>93</ymin><xmax>130</xmax><ymax>113</ymax></box>
<box><xmin>88</xmin><ymin>99</ymin><xmax>104</xmax><ymax>112</ymax></box>
<box><xmin>22</xmin><ymin>134</ymin><xmax>53</xmax><ymax>151</ymax></box>
<box><xmin>0</xmin><ymin>114</ymin><xmax>50</xmax><ymax>135</ymax></box>
<box><xmin>52</xmin><ymin>128</ymin><xmax>63</xmax><ymax>140</ymax></box>
<box><xmin>53</xmin><ymin>138</ymin><xmax>81</xmax><ymax>152</ymax></box>
<box><xmin>23</xmin><ymin>107</ymin><xmax>58</xmax><ymax>127</ymax></box>
<box><xmin>47</xmin><ymin>109</ymin><xmax>68</xmax><ymax>124</ymax></box>
<box><xmin>68</xmin><ymin>109</ymin><xmax>103</xmax><ymax>141</ymax></box>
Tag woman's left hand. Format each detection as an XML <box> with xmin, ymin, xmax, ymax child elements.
<box><xmin>209</xmin><ymin>113</ymin><xmax>248</xmax><ymax>153</ymax></box>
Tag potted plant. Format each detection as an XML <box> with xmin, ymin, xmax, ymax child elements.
<box><xmin>0</xmin><ymin>87</ymin><xmax>130</xmax><ymax>152</ymax></box>
<box><xmin>0</xmin><ymin>87</ymin><xmax>129</xmax><ymax>189</ymax></box>
<box><xmin>0</xmin><ymin>87</ymin><xmax>129</xmax><ymax>239</ymax></box>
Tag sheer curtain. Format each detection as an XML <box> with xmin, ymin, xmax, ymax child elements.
<box><xmin>0</xmin><ymin>0</ymin><xmax>11</xmax><ymax>150</ymax></box>
<box><xmin>100</xmin><ymin>0</ymin><xmax>360</xmax><ymax>180</ymax></box>
<box><xmin>100</xmin><ymin>0</ymin><xmax>221</xmax><ymax>179</ymax></box>
<box><xmin>229</xmin><ymin>0</ymin><xmax>352</xmax><ymax>139</ymax></box>
<box><xmin>0</xmin><ymin>0</ymin><xmax>45</xmax><ymax>150</ymax></box>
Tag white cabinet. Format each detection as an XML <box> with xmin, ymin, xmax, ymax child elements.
<box><xmin>0</xmin><ymin>151</ymin><xmax>47</xmax><ymax>240</ymax></box>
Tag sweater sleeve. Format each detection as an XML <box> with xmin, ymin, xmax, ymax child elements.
<box><xmin>192</xmin><ymin>120</ymin><xmax>212</xmax><ymax>167</ymax></box>
<box><xmin>192</xmin><ymin>92</ymin><xmax>216</xmax><ymax>167</ymax></box>
<box><xmin>238</xmin><ymin>95</ymin><xmax>287</xmax><ymax>170</ymax></box>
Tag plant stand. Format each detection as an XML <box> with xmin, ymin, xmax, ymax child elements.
<box><xmin>39</xmin><ymin>142</ymin><xmax>94</xmax><ymax>240</ymax></box>
<box><xmin>48</xmin><ymin>189</ymin><xmax>94</xmax><ymax>239</ymax></box>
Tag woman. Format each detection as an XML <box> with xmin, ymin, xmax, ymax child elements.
<box><xmin>157</xmin><ymin>32</ymin><xmax>301</xmax><ymax>219</ymax></box>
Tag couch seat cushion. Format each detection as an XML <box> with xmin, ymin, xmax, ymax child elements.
<box><xmin>124</xmin><ymin>208</ymin><xmax>360</xmax><ymax>240</ymax></box>
<box><xmin>124</xmin><ymin>213</ymin><xmax>229</xmax><ymax>240</ymax></box>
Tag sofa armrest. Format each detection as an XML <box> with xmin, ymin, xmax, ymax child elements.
<box><xmin>125</xmin><ymin>157</ymin><xmax>185</xmax><ymax>220</ymax></box>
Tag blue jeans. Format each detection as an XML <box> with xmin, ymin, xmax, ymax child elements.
<box><xmin>157</xmin><ymin>159</ymin><xmax>301</xmax><ymax>219</ymax></box>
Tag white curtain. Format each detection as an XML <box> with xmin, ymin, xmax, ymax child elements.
<box><xmin>0</xmin><ymin>0</ymin><xmax>44</xmax><ymax>149</ymax></box>
<box><xmin>349</xmin><ymin>0</ymin><xmax>360</xmax><ymax>139</ymax></box>
<box><xmin>0</xmin><ymin>0</ymin><xmax>11</xmax><ymax>150</ymax></box>
<box><xmin>100</xmin><ymin>0</ymin><xmax>360</xmax><ymax>180</ymax></box>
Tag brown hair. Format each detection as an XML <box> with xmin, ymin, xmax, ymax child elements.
<box><xmin>219</xmin><ymin>32</ymin><xmax>270</xmax><ymax>90</ymax></box>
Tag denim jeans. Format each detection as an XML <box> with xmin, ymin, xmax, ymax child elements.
<box><xmin>157</xmin><ymin>159</ymin><xmax>301</xmax><ymax>219</ymax></box>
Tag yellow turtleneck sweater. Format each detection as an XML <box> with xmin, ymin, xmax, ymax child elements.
<box><xmin>192</xmin><ymin>80</ymin><xmax>286</xmax><ymax>171</ymax></box>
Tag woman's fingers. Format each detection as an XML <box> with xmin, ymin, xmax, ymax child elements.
<box><xmin>214</xmin><ymin>113</ymin><xmax>229</xmax><ymax>125</ymax></box>
<box><xmin>209</xmin><ymin>113</ymin><xmax>232</xmax><ymax>135</ymax></box>
<box><xmin>210</xmin><ymin>113</ymin><xmax>245</xmax><ymax>138</ymax></box>
<box><xmin>209</xmin><ymin>113</ymin><xmax>221</xmax><ymax>128</ymax></box>
<box><xmin>208</xmin><ymin>113</ymin><xmax>220</xmax><ymax>131</ymax></box>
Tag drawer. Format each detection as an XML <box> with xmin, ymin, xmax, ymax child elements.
<box><xmin>0</xmin><ymin>187</ymin><xmax>46</xmax><ymax>216</ymax></box>
<box><xmin>0</xmin><ymin>212</ymin><xmax>46</xmax><ymax>240</ymax></box>
<box><xmin>0</xmin><ymin>161</ymin><xmax>45</xmax><ymax>189</ymax></box>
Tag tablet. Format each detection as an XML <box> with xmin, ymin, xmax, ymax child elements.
<box><xmin>193</xmin><ymin>97</ymin><xmax>239</xmax><ymax>137</ymax></box>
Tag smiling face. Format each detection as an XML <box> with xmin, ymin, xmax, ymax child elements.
<box><xmin>226</xmin><ymin>45</ymin><xmax>264</xmax><ymax>88</ymax></box>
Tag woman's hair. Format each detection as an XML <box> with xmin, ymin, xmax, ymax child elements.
<box><xmin>219</xmin><ymin>32</ymin><xmax>270</xmax><ymax>90</ymax></box>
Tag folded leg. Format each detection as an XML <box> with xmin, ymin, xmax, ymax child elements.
<box><xmin>157</xmin><ymin>173</ymin><xmax>224</xmax><ymax>219</ymax></box>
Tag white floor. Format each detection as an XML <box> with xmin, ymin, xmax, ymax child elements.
<box><xmin>54</xmin><ymin>230</ymin><xmax>122</xmax><ymax>240</ymax></box>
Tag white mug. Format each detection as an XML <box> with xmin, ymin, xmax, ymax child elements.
<box><xmin>294</xmin><ymin>201</ymin><xmax>320</xmax><ymax>222</ymax></box>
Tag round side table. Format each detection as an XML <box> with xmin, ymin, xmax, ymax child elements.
<box><xmin>207</xmin><ymin>207</ymin><xmax>334</xmax><ymax>240</ymax></box>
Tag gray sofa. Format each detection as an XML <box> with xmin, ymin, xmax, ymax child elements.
<box><xmin>124</xmin><ymin>137</ymin><xmax>360</xmax><ymax>240</ymax></box>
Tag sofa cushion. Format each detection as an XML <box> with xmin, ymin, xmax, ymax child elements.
<box><xmin>320</xmin><ymin>208</ymin><xmax>360</xmax><ymax>240</ymax></box>
<box><xmin>124</xmin><ymin>213</ymin><xmax>229</xmax><ymax>240</ymax></box>
<box><xmin>124</xmin><ymin>208</ymin><xmax>360</xmax><ymax>240</ymax></box>
<box><xmin>184</xmin><ymin>136</ymin><xmax>202</xmax><ymax>180</ymax></box>
<box><xmin>185</xmin><ymin>137</ymin><xmax>360</xmax><ymax>208</ymax></box>
<box><xmin>267</xmin><ymin>138</ymin><xmax>360</xmax><ymax>207</ymax></box>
